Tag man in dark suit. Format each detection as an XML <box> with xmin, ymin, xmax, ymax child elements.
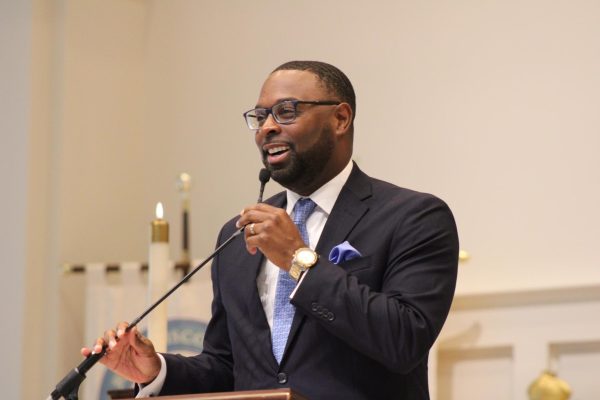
<box><xmin>86</xmin><ymin>61</ymin><xmax>458</xmax><ymax>399</ymax></box>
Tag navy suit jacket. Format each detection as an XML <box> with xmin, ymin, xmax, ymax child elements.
<box><xmin>161</xmin><ymin>164</ymin><xmax>459</xmax><ymax>399</ymax></box>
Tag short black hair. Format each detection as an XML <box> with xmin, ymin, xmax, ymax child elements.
<box><xmin>273</xmin><ymin>61</ymin><xmax>356</xmax><ymax>124</ymax></box>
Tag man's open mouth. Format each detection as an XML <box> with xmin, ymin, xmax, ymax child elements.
<box><xmin>264</xmin><ymin>144</ymin><xmax>291</xmax><ymax>164</ymax></box>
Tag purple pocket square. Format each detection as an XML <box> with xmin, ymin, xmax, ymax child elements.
<box><xmin>328</xmin><ymin>241</ymin><xmax>362</xmax><ymax>264</ymax></box>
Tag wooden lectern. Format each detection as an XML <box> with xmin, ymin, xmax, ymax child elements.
<box><xmin>123</xmin><ymin>388</ymin><xmax>308</xmax><ymax>400</ymax></box>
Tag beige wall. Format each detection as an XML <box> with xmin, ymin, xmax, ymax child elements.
<box><xmin>143</xmin><ymin>0</ymin><xmax>600</xmax><ymax>293</ymax></box>
<box><xmin>0</xmin><ymin>1</ymin><xmax>31</xmax><ymax>398</ymax></box>
<box><xmin>4</xmin><ymin>0</ymin><xmax>600</xmax><ymax>397</ymax></box>
<box><xmin>15</xmin><ymin>0</ymin><xmax>151</xmax><ymax>398</ymax></box>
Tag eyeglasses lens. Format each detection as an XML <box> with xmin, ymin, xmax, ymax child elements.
<box><xmin>245</xmin><ymin>110</ymin><xmax>264</xmax><ymax>130</ymax></box>
<box><xmin>272</xmin><ymin>101</ymin><xmax>296</xmax><ymax>124</ymax></box>
<box><xmin>244</xmin><ymin>100</ymin><xmax>305</xmax><ymax>130</ymax></box>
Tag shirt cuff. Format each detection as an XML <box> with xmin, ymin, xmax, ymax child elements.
<box><xmin>135</xmin><ymin>353</ymin><xmax>167</xmax><ymax>398</ymax></box>
<box><xmin>290</xmin><ymin>268</ymin><xmax>310</xmax><ymax>298</ymax></box>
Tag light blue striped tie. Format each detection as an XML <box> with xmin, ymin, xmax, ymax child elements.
<box><xmin>271</xmin><ymin>198</ymin><xmax>317</xmax><ymax>364</ymax></box>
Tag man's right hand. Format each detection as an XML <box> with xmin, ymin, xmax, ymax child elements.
<box><xmin>80</xmin><ymin>322</ymin><xmax>161</xmax><ymax>384</ymax></box>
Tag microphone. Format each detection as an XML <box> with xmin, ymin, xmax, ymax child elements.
<box><xmin>257</xmin><ymin>168</ymin><xmax>271</xmax><ymax>203</ymax></box>
<box><xmin>48</xmin><ymin>169</ymin><xmax>270</xmax><ymax>400</ymax></box>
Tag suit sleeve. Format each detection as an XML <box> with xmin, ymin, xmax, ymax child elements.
<box><xmin>291</xmin><ymin>192</ymin><xmax>459</xmax><ymax>374</ymax></box>
<box><xmin>159</xmin><ymin>227</ymin><xmax>235</xmax><ymax>395</ymax></box>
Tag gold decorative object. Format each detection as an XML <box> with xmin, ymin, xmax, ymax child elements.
<box><xmin>458</xmin><ymin>250</ymin><xmax>470</xmax><ymax>262</ymax></box>
<box><xmin>528</xmin><ymin>370</ymin><xmax>572</xmax><ymax>400</ymax></box>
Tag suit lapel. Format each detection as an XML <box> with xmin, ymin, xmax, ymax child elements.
<box><xmin>315</xmin><ymin>166</ymin><xmax>372</xmax><ymax>256</ymax></box>
<box><xmin>282</xmin><ymin>164</ymin><xmax>373</xmax><ymax>364</ymax></box>
<box><xmin>238</xmin><ymin>249</ymin><xmax>279</xmax><ymax>367</ymax></box>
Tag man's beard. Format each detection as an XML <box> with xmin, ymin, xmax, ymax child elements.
<box><xmin>263</xmin><ymin>132</ymin><xmax>335</xmax><ymax>192</ymax></box>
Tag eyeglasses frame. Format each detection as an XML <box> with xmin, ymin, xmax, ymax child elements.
<box><xmin>243</xmin><ymin>100</ymin><xmax>341</xmax><ymax>130</ymax></box>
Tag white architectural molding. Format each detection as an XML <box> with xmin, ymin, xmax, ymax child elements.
<box><xmin>431</xmin><ymin>284</ymin><xmax>600</xmax><ymax>399</ymax></box>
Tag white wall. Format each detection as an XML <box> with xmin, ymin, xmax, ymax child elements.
<box><xmin>10</xmin><ymin>0</ymin><xmax>600</xmax><ymax>397</ymax></box>
<box><xmin>436</xmin><ymin>286</ymin><xmax>600</xmax><ymax>398</ymax></box>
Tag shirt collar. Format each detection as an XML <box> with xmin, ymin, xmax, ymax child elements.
<box><xmin>286</xmin><ymin>160</ymin><xmax>353</xmax><ymax>215</ymax></box>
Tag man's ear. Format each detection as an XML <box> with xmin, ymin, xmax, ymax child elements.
<box><xmin>333</xmin><ymin>103</ymin><xmax>353</xmax><ymax>136</ymax></box>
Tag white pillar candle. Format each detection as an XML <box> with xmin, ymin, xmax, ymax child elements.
<box><xmin>148</xmin><ymin>202</ymin><xmax>169</xmax><ymax>352</ymax></box>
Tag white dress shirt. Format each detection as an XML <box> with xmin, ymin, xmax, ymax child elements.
<box><xmin>137</xmin><ymin>161</ymin><xmax>353</xmax><ymax>398</ymax></box>
<box><xmin>256</xmin><ymin>161</ymin><xmax>353</xmax><ymax>329</ymax></box>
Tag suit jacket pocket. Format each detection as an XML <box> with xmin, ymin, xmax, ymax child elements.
<box><xmin>338</xmin><ymin>255</ymin><xmax>372</xmax><ymax>273</ymax></box>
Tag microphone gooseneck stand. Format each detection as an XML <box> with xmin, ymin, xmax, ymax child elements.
<box><xmin>48</xmin><ymin>169</ymin><xmax>271</xmax><ymax>400</ymax></box>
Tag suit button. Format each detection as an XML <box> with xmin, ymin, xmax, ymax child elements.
<box><xmin>311</xmin><ymin>302</ymin><xmax>318</xmax><ymax>312</ymax></box>
<box><xmin>277</xmin><ymin>372</ymin><xmax>288</xmax><ymax>384</ymax></box>
<box><xmin>327</xmin><ymin>312</ymin><xmax>335</xmax><ymax>321</ymax></box>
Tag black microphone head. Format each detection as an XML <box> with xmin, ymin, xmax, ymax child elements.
<box><xmin>259</xmin><ymin>168</ymin><xmax>271</xmax><ymax>184</ymax></box>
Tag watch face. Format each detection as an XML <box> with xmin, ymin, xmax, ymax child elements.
<box><xmin>297</xmin><ymin>249</ymin><xmax>317</xmax><ymax>266</ymax></box>
<box><xmin>290</xmin><ymin>248</ymin><xmax>318</xmax><ymax>281</ymax></box>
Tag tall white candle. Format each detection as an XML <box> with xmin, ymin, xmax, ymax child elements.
<box><xmin>148</xmin><ymin>202</ymin><xmax>169</xmax><ymax>352</ymax></box>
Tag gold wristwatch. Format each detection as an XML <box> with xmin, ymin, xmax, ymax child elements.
<box><xmin>289</xmin><ymin>247</ymin><xmax>318</xmax><ymax>281</ymax></box>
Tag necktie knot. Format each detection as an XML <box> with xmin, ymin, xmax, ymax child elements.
<box><xmin>292</xmin><ymin>198</ymin><xmax>316</xmax><ymax>244</ymax></box>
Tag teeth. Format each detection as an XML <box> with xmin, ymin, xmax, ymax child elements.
<box><xmin>267</xmin><ymin>146</ymin><xmax>289</xmax><ymax>155</ymax></box>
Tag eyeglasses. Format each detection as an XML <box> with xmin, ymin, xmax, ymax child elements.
<box><xmin>243</xmin><ymin>100</ymin><xmax>341</xmax><ymax>130</ymax></box>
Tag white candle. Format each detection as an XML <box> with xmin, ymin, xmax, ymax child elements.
<box><xmin>148</xmin><ymin>202</ymin><xmax>169</xmax><ymax>352</ymax></box>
